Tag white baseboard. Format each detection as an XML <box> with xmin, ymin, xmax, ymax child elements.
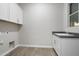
<box><xmin>1</xmin><ymin>45</ymin><xmax>19</xmax><ymax>56</ymax></box>
<box><xmin>0</xmin><ymin>44</ymin><xmax>53</xmax><ymax>56</ymax></box>
<box><xmin>18</xmin><ymin>44</ymin><xmax>53</xmax><ymax>48</ymax></box>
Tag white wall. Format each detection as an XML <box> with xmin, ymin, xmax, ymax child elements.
<box><xmin>19</xmin><ymin>3</ymin><xmax>64</xmax><ymax>47</ymax></box>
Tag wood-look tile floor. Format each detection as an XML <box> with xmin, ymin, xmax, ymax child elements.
<box><xmin>6</xmin><ymin>47</ymin><xmax>57</xmax><ymax>56</ymax></box>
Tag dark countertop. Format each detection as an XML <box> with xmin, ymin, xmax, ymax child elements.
<box><xmin>52</xmin><ymin>31</ymin><xmax>79</xmax><ymax>38</ymax></box>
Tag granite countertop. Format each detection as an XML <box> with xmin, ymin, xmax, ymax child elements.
<box><xmin>52</xmin><ymin>31</ymin><xmax>79</xmax><ymax>38</ymax></box>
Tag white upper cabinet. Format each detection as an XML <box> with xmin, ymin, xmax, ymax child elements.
<box><xmin>0</xmin><ymin>3</ymin><xmax>23</xmax><ymax>25</ymax></box>
<box><xmin>16</xmin><ymin>4</ymin><xmax>23</xmax><ymax>24</ymax></box>
<box><xmin>9</xmin><ymin>3</ymin><xmax>23</xmax><ymax>24</ymax></box>
<box><xmin>9</xmin><ymin>3</ymin><xmax>17</xmax><ymax>23</ymax></box>
<box><xmin>0</xmin><ymin>3</ymin><xmax>9</xmax><ymax>21</ymax></box>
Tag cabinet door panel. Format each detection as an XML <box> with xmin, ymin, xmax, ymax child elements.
<box><xmin>9</xmin><ymin>3</ymin><xmax>17</xmax><ymax>23</ymax></box>
<box><xmin>53</xmin><ymin>36</ymin><xmax>56</xmax><ymax>50</ymax></box>
<box><xmin>16</xmin><ymin>4</ymin><xmax>23</xmax><ymax>24</ymax></box>
<box><xmin>53</xmin><ymin>35</ymin><xmax>62</xmax><ymax>56</ymax></box>
<box><xmin>56</xmin><ymin>37</ymin><xmax>62</xmax><ymax>56</ymax></box>
<box><xmin>9</xmin><ymin>3</ymin><xmax>23</xmax><ymax>24</ymax></box>
<box><xmin>0</xmin><ymin>3</ymin><xmax>9</xmax><ymax>20</ymax></box>
<box><xmin>61</xmin><ymin>39</ymin><xmax>79</xmax><ymax>56</ymax></box>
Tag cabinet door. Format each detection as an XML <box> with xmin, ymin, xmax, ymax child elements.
<box><xmin>53</xmin><ymin>35</ymin><xmax>58</xmax><ymax>54</ymax></box>
<box><xmin>61</xmin><ymin>39</ymin><xmax>79</xmax><ymax>56</ymax></box>
<box><xmin>0</xmin><ymin>3</ymin><xmax>9</xmax><ymax>21</ymax></box>
<box><xmin>53</xmin><ymin>35</ymin><xmax>62</xmax><ymax>56</ymax></box>
<box><xmin>53</xmin><ymin>35</ymin><xmax>56</xmax><ymax>49</ymax></box>
<box><xmin>16</xmin><ymin>4</ymin><xmax>23</xmax><ymax>24</ymax></box>
<box><xmin>9</xmin><ymin>3</ymin><xmax>17</xmax><ymax>23</ymax></box>
<box><xmin>54</xmin><ymin>36</ymin><xmax>59</xmax><ymax>55</ymax></box>
<box><xmin>56</xmin><ymin>37</ymin><xmax>62</xmax><ymax>56</ymax></box>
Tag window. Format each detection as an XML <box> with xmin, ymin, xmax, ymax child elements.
<box><xmin>69</xmin><ymin>3</ymin><xmax>79</xmax><ymax>27</ymax></box>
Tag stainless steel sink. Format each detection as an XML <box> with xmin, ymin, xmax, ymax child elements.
<box><xmin>52</xmin><ymin>32</ymin><xmax>79</xmax><ymax>38</ymax></box>
<box><xmin>55</xmin><ymin>33</ymin><xmax>74</xmax><ymax>36</ymax></box>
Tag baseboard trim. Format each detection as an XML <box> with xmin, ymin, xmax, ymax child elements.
<box><xmin>1</xmin><ymin>45</ymin><xmax>19</xmax><ymax>56</ymax></box>
<box><xmin>18</xmin><ymin>44</ymin><xmax>53</xmax><ymax>48</ymax></box>
<box><xmin>0</xmin><ymin>44</ymin><xmax>53</xmax><ymax>56</ymax></box>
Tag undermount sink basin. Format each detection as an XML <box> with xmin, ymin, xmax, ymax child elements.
<box><xmin>55</xmin><ymin>33</ymin><xmax>74</xmax><ymax>36</ymax></box>
<box><xmin>52</xmin><ymin>31</ymin><xmax>79</xmax><ymax>38</ymax></box>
